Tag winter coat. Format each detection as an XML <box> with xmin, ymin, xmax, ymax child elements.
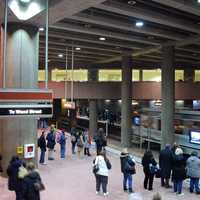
<box><xmin>46</xmin><ymin>131</ymin><xmax>56</xmax><ymax>149</ymax></box>
<box><xmin>38</xmin><ymin>135</ymin><xmax>46</xmax><ymax>151</ymax></box>
<box><xmin>95</xmin><ymin>135</ymin><xmax>107</xmax><ymax>151</ymax></box>
<box><xmin>120</xmin><ymin>153</ymin><xmax>136</xmax><ymax>175</ymax></box>
<box><xmin>159</xmin><ymin>148</ymin><xmax>173</xmax><ymax>178</ymax></box>
<box><xmin>59</xmin><ymin>133</ymin><xmax>66</xmax><ymax>146</ymax></box>
<box><xmin>142</xmin><ymin>156</ymin><xmax>157</xmax><ymax>174</ymax></box>
<box><xmin>23</xmin><ymin>171</ymin><xmax>42</xmax><ymax>200</ymax></box>
<box><xmin>7</xmin><ymin>159</ymin><xmax>22</xmax><ymax>191</ymax></box>
<box><xmin>186</xmin><ymin>156</ymin><xmax>200</xmax><ymax>178</ymax></box>
<box><xmin>94</xmin><ymin>155</ymin><xmax>110</xmax><ymax>177</ymax></box>
<box><xmin>172</xmin><ymin>154</ymin><xmax>186</xmax><ymax>181</ymax></box>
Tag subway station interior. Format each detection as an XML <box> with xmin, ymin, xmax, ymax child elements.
<box><xmin>1</xmin><ymin>0</ymin><xmax>200</xmax><ymax>200</ymax></box>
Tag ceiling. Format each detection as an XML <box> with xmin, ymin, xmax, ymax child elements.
<box><xmin>2</xmin><ymin>0</ymin><xmax>200</xmax><ymax>69</ymax></box>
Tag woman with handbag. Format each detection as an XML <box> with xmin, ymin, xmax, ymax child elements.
<box><xmin>22</xmin><ymin>162</ymin><xmax>45</xmax><ymax>200</ymax></box>
<box><xmin>93</xmin><ymin>150</ymin><xmax>111</xmax><ymax>196</ymax></box>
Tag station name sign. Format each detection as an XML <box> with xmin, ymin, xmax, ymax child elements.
<box><xmin>0</xmin><ymin>105</ymin><xmax>52</xmax><ymax>118</ymax></box>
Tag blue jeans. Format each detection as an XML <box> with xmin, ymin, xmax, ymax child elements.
<box><xmin>174</xmin><ymin>180</ymin><xmax>183</xmax><ymax>194</ymax></box>
<box><xmin>190</xmin><ymin>178</ymin><xmax>200</xmax><ymax>193</ymax></box>
<box><xmin>123</xmin><ymin>173</ymin><xmax>132</xmax><ymax>189</ymax></box>
<box><xmin>60</xmin><ymin>145</ymin><xmax>66</xmax><ymax>158</ymax></box>
<box><xmin>39</xmin><ymin>149</ymin><xmax>45</xmax><ymax>163</ymax></box>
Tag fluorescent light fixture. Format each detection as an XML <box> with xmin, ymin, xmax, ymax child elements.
<box><xmin>75</xmin><ymin>47</ymin><xmax>81</xmax><ymax>51</ymax></box>
<box><xmin>99</xmin><ymin>37</ymin><xmax>106</xmax><ymax>41</ymax></box>
<box><xmin>105</xmin><ymin>99</ymin><xmax>111</xmax><ymax>103</ymax></box>
<box><xmin>58</xmin><ymin>54</ymin><xmax>63</xmax><ymax>58</ymax></box>
<box><xmin>39</xmin><ymin>27</ymin><xmax>44</xmax><ymax>31</ymax></box>
<box><xmin>136</xmin><ymin>21</ymin><xmax>144</xmax><ymax>27</ymax></box>
<box><xmin>198</xmin><ymin>0</ymin><xmax>200</xmax><ymax>3</ymax></box>
<box><xmin>118</xmin><ymin>100</ymin><xmax>122</xmax><ymax>103</ymax></box>
<box><xmin>128</xmin><ymin>0</ymin><xmax>136</xmax><ymax>5</ymax></box>
<box><xmin>20</xmin><ymin>0</ymin><xmax>31</xmax><ymax>3</ymax></box>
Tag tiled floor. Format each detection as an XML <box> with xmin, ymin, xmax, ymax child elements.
<box><xmin>0</xmin><ymin>134</ymin><xmax>200</xmax><ymax>200</ymax></box>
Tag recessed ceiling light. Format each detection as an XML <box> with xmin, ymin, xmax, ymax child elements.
<box><xmin>75</xmin><ymin>47</ymin><xmax>81</xmax><ymax>51</ymax></box>
<box><xmin>58</xmin><ymin>54</ymin><xmax>63</xmax><ymax>58</ymax></box>
<box><xmin>136</xmin><ymin>21</ymin><xmax>144</xmax><ymax>27</ymax></box>
<box><xmin>128</xmin><ymin>0</ymin><xmax>136</xmax><ymax>5</ymax></box>
<box><xmin>99</xmin><ymin>37</ymin><xmax>106</xmax><ymax>41</ymax></box>
<box><xmin>198</xmin><ymin>0</ymin><xmax>200</xmax><ymax>3</ymax></box>
<box><xmin>20</xmin><ymin>0</ymin><xmax>31</xmax><ymax>3</ymax></box>
<box><xmin>39</xmin><ymin>27</ymin><xmax>44</xmax><ymax>32</ymax></box>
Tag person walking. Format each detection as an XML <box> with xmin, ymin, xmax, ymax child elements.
<box><xmin>83</xmin><ymin>129</ymin><xmax>91</xmax><ymax>156</ymax></box>
<box><xmin>38</xmin><ymin>131</ymin><xmax>47</xmax><ymax>164</ymax></box>
<box><xmin>46</xmin><ymin>126</ymin><xmax>56</xmax><ymax>160</ymax></box>
<box><xmin>120</xmin><ymin>148</ymin><xmax>136</xmax><ymax>193</ymax></box>
<box><xmin>23</xmin><ymin>162</ymin><xmax>45</xmax><ymax>200</ymax></box>
<box><xmin>186</xmin><ymin>151</ymin><xmax>200</xmax><ymax>194</ymax></box>
<box><xmin>58</xmin><ymin>130</ymin><xmax>67</xmax><ymax>159</ymax></box>
<box><xmin>142</xmin><ymin>150</ymin><xmax>157</xmax><ymax>191</ymax></box>
<box><xmin>93</xmin><ymin>150</ymin><xmax>111</xmax><ymax>196</ymax></box>
<box><xmin>70</xmin><ymin>127</ymin><xmax>78</xmax><ymax>154</ymax></box>
<box><xmin>172</xmin><ymin>147</ymin><xmax>186</xmax><ymax>196</ymax></box>
<box><xmin>159</xmin><ymin>144</ymin><xmax>173</xmax><ymax>188</ymax></box>
<box><xmin>7</xmin><ymin>156</ymin><xmax>24</xmax><ymax>200</ymax></box>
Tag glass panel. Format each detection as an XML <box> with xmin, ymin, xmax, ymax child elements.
<box><xmin>132</xmin><ymin>70</ymin><xmax>139</xmax><ymax>81</ymax></box>
<box><xmin>38</xmin><ymin>70</ymin><xmax>45</xmax><ymax>81</ymax></box>
<box><xmin>143</xmin><ymin>69</ymin><xmax>161</xmax><ymax>82</ymax></box>
<box><xmin>175</xmin><ymin>70</ymin><xmax>184</xmax><ymax>81</ymax></box>
<box><xmin>195</xmin><ymin>70</ymin><xmax>200</xmax><ymax>82</ymax></box>
<box><xmin>99</xmin><ymin>70</ymin><xmax>122</xmax><ymax>81</ymax></box>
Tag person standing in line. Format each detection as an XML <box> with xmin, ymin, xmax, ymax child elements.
<box><xmin>120</xmin><ymin>148</ymin><xmax>136</xmax><ymax>193</ymax></box>
<box><xmin>83</xmin><ymin>129</ymin><xmax>91</xmax><ymax>156</ymax></box>
<box><xmin>142</xmin><ymin>150</ymin><xmax>157</xmax><ymax>191</ymax></box>
<box><xmin>46</xmin><ymin>125</ymin><xmax>56</xmax><ymax>160</ymax></box>
<box><xmin>58</xmin><ymin>130</ymin><xmax>67</xmax><ymax>159</ymax></box>
<box><xmin>186</xmin><ymin>151</ymin><xmax>200</xmax><ymax>194</ymax></box>
<box><xmin>93</xmin><ymin>150</ymin><xmax>111</xmax><ymax>196</ymax></box>
<box><xmin>70</xmin><ymin>127</ymin><xmax>78</xmax><ymax>154</ymax></box>
<box><xmin>77</xmin><ymin>131</ymin><xmax>84</xmax><ymax>158</ymax></box>
<box><xmin>94</xmin><ymin>128</ymin><xmax>107</xmax><ymax>154</ymax></box>
<box><xmin>38</xmin><ymin>131</ymin><xmax>47</xmax><ymax>165</ymax></box>
<box><xmin>159</xmin><ymin>144</ymin><xmax>173</xmax><ymax>188</ymax></box>
<box><xmin>23</xmin><ymin>162</ymin><xmax>45</xmax><ymax>200</ymax></box>
<box><xmin>172</xmin><ymin>147</ymin><xmax>186</xmax><ymax>196</ymax></box>
<box><xmin>7</xmin><ymin>156</ymin><xmax>24</xmax><ymax>200</ymax></box>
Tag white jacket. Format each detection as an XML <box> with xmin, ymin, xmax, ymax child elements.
<box><xmin>95</xmin><ymin>155</ymin><xmax>109</xmax><ymax>177</ymax></box>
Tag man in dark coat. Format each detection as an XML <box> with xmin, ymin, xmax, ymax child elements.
<box><xmin>46</xmin><ymin>129</ymin><xmax>56</xmax><ymax>160</ymax></box>
<box><xmin>159</xmin><ymin>144</ymin><xmax>173</xmax><ymax>188</ymax></box>
<box><xmin>7</xmin><ymin>156</ymin><xmax>23</xmax><ymax>200</ymax></box>
<box><xmin>38</xmin><ymin>131</ymin><xmax>47</xmax><ymax>164</ymax></box>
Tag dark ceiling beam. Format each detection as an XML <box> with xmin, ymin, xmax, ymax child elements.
<box><xmin>94</xmin><ymin>0</ymin><xmax>200</xmax><ymax>33</ymax></box>
<box><xmin>151</xmin><ymin>0</ymin><xmax>200</xmax><ymax>16</ymax></box>
<box><xmin>40</xmin><ymin>32</ymin><xmax>147</xmax><ymax>50</ymax></box>
<box><xmin>68</xmin><ymin>13</ymin><xmax>185</xmax><ymax>41</ymax></box>
<box><xmin>51</xmin><ymin>22</ymin><xmax>162</xmax><ymax>45</ymax></box>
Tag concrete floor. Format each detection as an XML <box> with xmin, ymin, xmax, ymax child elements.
<box><xmin>0</xmin><ymin>133</ymin><xmax>200</xmax><ymax>200</ymax></box>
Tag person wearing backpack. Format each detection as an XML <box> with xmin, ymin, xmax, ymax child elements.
<box><xmin>142</xmin><ymin>150</ymin><xmax>157</xmax><ymax>191</ymax></box>
<box><xmin>58</xmin><ymin>130</ymin><xmax>67</xmax><ymax>159</ymax></box>
<box><xmin>23</xmin><ymin>162</ymin><xmax>45</xmax><ymax>200</ymax></box>
<box><xmin>120</xmin><ymin>148</ymin><xmax>136</xmax><ymax>193</ymax></box>
<box><xmin>38</xmin><ymin>131</ymin><xmax>47</xmax><ymax>165</ymax></box>
<box><xmin>46</xmin><ymin>127</ymin><xmax>56</xmax><ymax>160</ymax></box>
<box><xmin>83</xmin><ymin>129</ymin><xmax>91</xmax><ymax>156</ymax></box>
<box><xmin>93</xmin><ymin>150</ymin><xmax>111</xmax><ymax>196</ymax></box>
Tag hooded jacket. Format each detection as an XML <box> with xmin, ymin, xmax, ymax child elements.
<box><xmin>186</xmin><ymin>155</ymin><xmax>200</xmax><ymax>178</ymax></box>
<box><xmin>23</xmin><ymin>171</ymin><xmax>41</xmax><ymax>200</ymax></box>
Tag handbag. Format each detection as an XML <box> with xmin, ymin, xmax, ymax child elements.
<box><xmin>93</xmin><ymin>157</ymin><xmax>99</xmax><ymax>174</ymax></box>
<box><xmin>34</xmin><ymin>181</ymin><xmax>45</xmax><ymax>191</ymax></box>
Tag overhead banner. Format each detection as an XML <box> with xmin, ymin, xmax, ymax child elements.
<box><xmin>0</xmin><ymin>104</ymin><xmax>52</xmax><ymax>118</ymax></box>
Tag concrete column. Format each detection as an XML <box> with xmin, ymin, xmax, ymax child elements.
<box><xmin>0</xmin><ymin>23</ymin><xmax>39</xmax><ymax>175</ymax></box>
<box><xmin>48</xmin><ymin>69</ymin><xmax>52</xmax><ymax>81</ymax></box>
<box><xmin>139</xmin><ymin>69</ymin><xmax>143</xmax><ymax>81</ymax></box>
<box><xmin>88</xmin><ymin>68</ymin><xmax>98</xmax><ymax>136</ymax></box>
<box><xmin>184</xmin><ymin>69</ymin><xmax>194</xmax><ymax>82</ymax></box>
<box><xmin>161</xmin><ymin>45</ymin><xmax>175</xmax><ymax>149</ymax></box>
<box><xmin>121</xmin><ymin>51</ymin><xmax>132</xmax><ymax>148</ymax></box>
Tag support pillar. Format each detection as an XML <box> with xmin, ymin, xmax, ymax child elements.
<box><xmin>0</xmin><ymin>23</ymin><xmax>39</xmax><ymax>175</ymax></box>
<box><xmin>184</xmin><ymin>69</ymin><xmax>194</xmax><ymax>82</ymax></box>
<box><xmin>121</xmin><ymin>52</ymin><xmax>132</xmax><ymax>148</ymax></box>
<box><xmin>161</xmin><ymin>45</ymin><xmax>175</xmax><ymax>149</ymax></box>
<box><xmin>139</xmin><ymin>69</ymin><xmax>143</xmax><ymax>81</ymax></box>
<box><xmin>88</xmin><ymin>68</ymin><xmax>98</xmax><ymax>137</ymax></box>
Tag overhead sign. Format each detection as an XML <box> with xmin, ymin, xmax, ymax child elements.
<box><xmin>64</xmin><ymin>101</ymin><xmax>76</xmax><ymax>109</ymax></box>
<box><xmin>0</xmin><ymin>104</ymin><xmax>52</xmax><ymax>118</ymax></box>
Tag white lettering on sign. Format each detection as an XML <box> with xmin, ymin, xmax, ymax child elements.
<box><xmin>8</xmin><ymin>109</ymin><xmax>43</xmax><ymax>115</ymax></box>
